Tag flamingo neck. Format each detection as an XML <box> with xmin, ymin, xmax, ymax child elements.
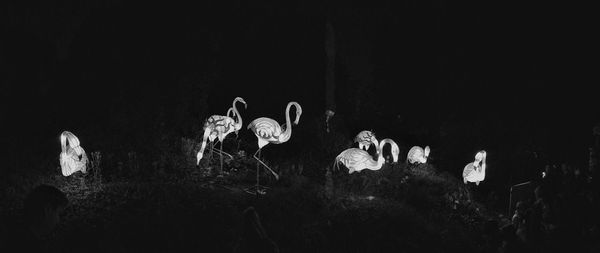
<box><xmin>280</xmin><ymin>103</ymin><xmax>294</xmax><ymax>142</ymax></box>
<box><xmin>233</xmin><ymin>100</ymin><xmax>243</xmax><ymax>129</ymax></box>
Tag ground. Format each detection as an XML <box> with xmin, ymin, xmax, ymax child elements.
<box><xmin>1</xmin><ymin>149</ymin><xmax>504</xmax><ymax>252</ymax></box>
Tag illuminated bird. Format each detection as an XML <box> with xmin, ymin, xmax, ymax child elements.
<box><xmin>354</xmin><ymin>130</ymin><xmax>379</xmax><ymax>152</ymax></box>
<box><xmin>59</xmin><ymin>131</ymin><xmax>88</xmax><ymax>177</ymax></box>
<box><xmin>406</xmin><ymin>146</ymin><xmax>430</xmax><ymax>164</ymax></box>
<box><xmin>246</xmin><ymin>101</ymin><xmax>302</xmax><ymax>194</ymax></box>
<box><xmin>335</xmin><ymin>138</ymin><xmax>399</xmax><ymax>174</ymax></box>
<box><xmin>463</xmin><ymin>150</ymin><xmax>487</xmax><ymax>185</ymax></box>
<box><xmin>197</xmin><ymin>97</ymin><xmax>247</xmax><ymax>172</ymax></box>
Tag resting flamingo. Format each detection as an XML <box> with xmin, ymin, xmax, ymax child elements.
<box><xmin>197</xmin><ymin>97</ymin><xmax>247</xmax><ymax>174</ymax></box>
<box><xmin>59</xmin><ymin>131</ymin><xmax>88</xmax><ymax>176</ymax></box>
<box><xmin>335</xmin><ymin>138</ymin><xmax>399</xmax><ymax>174</ymax></box>
<box><xmin>354</xmin><ymin>130</ymin><xmax>379</xmax><ymax>152</ymax></box>
<box><xmin>246</xmin><ymin>101</ymin><xmax>302</xmax><ymax>194</ymax></box>
<box><xmin>463</xmin><ymin>150</ymin><xmax>487</xmax><ymax>185</ymax></box>
<box><xmin>406</xmin><ymin>146</ymin><xmax>430</xmax><ymax>164</ymax></box>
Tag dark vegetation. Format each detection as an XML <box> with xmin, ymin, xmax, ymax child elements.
<box><xmin>2</xmin><ymin>1</ymin><xmax>597</xmax><ymax>252</ymax></box>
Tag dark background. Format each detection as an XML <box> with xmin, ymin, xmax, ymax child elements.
<box><xmin>1</xmin><ymin>0</ymin><xmax>595</xmax><ymax>186</ymax></box>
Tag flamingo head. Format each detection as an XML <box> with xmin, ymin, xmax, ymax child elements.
<box><xmin>235</xmin><ymin>97</ymin><xmax>247</xmax><ymax>109</ymax></box>
<box><xmin>294</xmin><ymin>106</ymin><xmax>302</xmax><ymax>125</ymax></box>
<box><xmin>424</xmin><ymin>146</ymin><xmax>431</xmax><ymax>158</ymax></box>
<box><xmin>391</xmin><ymin>144</ymin><xmax>400</xmax><ymax>163</ymax></box>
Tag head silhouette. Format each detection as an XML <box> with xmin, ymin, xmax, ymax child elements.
<box><xmin>24</xmin><ymin>184</ymin><xmax>68</xmax><ymax>236</ymax></box>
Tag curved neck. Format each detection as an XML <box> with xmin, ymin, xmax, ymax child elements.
<box><xmin>60</xmin><ymin>134</ymin><xmax>67</xmax><ymax>152</ymax></box>
<box><xmin>481</xmin><ymin>157</ymin><xmax>486</xmax><ymax>175</ymax></box>
<box><xmin>377</xmin><ymin>139</ymin><xmax>394</xmax><ymax>161</ymax></box>
<box><xmin>372</xmin><ymin>138</ymin><xmax>380</xmax><ymax>154</ymax></box>
<box><xmin>280</xmin><ymin>102</ymin><xmax>296</xmax><ymax>141</ymax></box>
<box><xmin>232</xmin><ymin>100</ymin><xmax>243</xmax><ymax>128</ymax></box>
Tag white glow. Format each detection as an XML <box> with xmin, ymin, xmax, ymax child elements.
<box><xmin>59</xmin><ymin>131</ymin><xmax>88</xmax><ymax>177</ymax></box>
<box><xmin>335</xmin><ymin>138</ymin><xmax>398</xmax><ymax>173</ymax></box>
<box><xmin>325</xmin><ymin>110</ymin><xmax>335</xmax><ymax>133</ymax></box>
<box><xmin>463</xmin><ymin>150</ymin><xmax>487</xmax><ymax>185</ymax></box>
<box><xmin>247</xmin><ymin>101</ymin><xmax>302</xmax><ymax>181</ymax></box>
<box><xmin>354</xmin><ymin>130</ymin><xmax>378</xmax><ymax>152</ymax></box>
<box><xmin>406</xmin><ymin>146</ymin><xmax>430</xmax><ymax>164</ymax></box>
<box><xmin>197</xmin><ymin>97</ymin><xmax>247</xmax><ymax>165</ymax></box>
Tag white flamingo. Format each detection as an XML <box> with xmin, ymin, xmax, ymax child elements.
<box><xmin>354</xmin><ymin>130</ymin><xmax>379</xmax><ymax>152</ymax></box>
<box><xmin>59</xmin><ymin>131</ymin><xmax>88</xmax><ymax>177</ymax></box>
<box><xmin>196</xmin><ymin>97</ymin><xmax>247</xmax><ymax>173</ymax></box>
<box><xmin>246</xmin><ymin>101</ymin><xmax>302</xmax><ymax>194</ymax></box>
<box><xmin>406</xmin><ymin>146</ymin><xmax>430</xmax><ymax>164</ymax></box>
<box><xmin>463</xmin><ymin>150</ymin><xmax>487</xmax><ymax>185</ymax></box>
<box><xmin>335</xmin><ymin>138</ymin><xmax>399</xmax><ymax>174</ymax></box>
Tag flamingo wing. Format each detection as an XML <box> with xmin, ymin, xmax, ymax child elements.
<box><xmin>336</xmin><ymin>148</ymin><xmax>373</xmax><ymax>172</ymax></box>
<box><xmin>248</xmin><ymin>117</ymin><xmax>282</xmax><ymax>140</ymax></box>
<box><xmin>463</xmin><ymin>162</ymin><xmax>478</xmax><ymax>182</ymax></box>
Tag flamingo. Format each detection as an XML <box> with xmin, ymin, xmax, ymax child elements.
<box><xmin>406</xmin><ymin>146</ymin><xmax>430</xmax><ymax>164</ymax></box>
<box><xmin>335</xmin><ymin>138</ymin><xmax>399</xmax><ymax>174</ymax></box>
<box><xmin>59</xmin><ymin>131</ymin><xmax>88</xmax><ymax>177</ymax></box>
<box><xmin>463</xmin><ymin>150</ymin><xmax>487</xmax><ymax>185</ymax></box>
<box><xmin>246</xmin><ymin>101</ymin><xmax>302</xmax><ymax>194</ymax></box>
<box><xmin>197</xmin><ymin>97</ymin><xmax>247</xmax><ymax>174</ymax></box>
<box><xmin>354</xmin><ymin>130</ymin><xmax>379</xmax><ymax>152</ymax></box>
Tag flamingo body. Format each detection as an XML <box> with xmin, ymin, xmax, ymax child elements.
<box><xmin>335</xmin><ymin>138</ymin><xmax>399</xmax><ymax>174</ymax></box>
<box><xmin>463</xmin><ymin>150</ymin><xmax>487</xmax><ymax>185</ymax></box>
<box><xmin>196</xmin><ymin>97</ymin><xmax>246</xmax><ymax>164</ymax></box>
<box><xmin>407</xmin><ymin>146</ymin><xmax>430</xmax><ymax>164</ymax></box>
<box><xmin>59</xmin><ymin>131</ymin><xmax>88</xmax><ymax>176</ymax></box>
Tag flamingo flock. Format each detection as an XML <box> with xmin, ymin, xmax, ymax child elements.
<box><xmin>57</xmin><ymin>97</ymin><xmax>488</xmax><ymax>194</ymax></box>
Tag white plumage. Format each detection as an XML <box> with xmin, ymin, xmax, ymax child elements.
<box><xmin>196</xmin><ymin>97</ymin><xmax>246</xmax><ymax>165</ymax></box>
<box><xmin>354</xmin><ymin>130</ymin><xmax>378</xmax><ymax>152</ymax></box>
<box><xmin>406</xmin><ymin>146</ymin><xmax>430</xmax><ymax>164</ymax></box>
<box><xmin>463</xmin><ymin>150</ymin><xmax>487</xmax><ymax>185</ymax></box>
<box><xmin>59</xmin><ymin>131</ymin><xmax>88</xmax><ymax>177</ymax></box>
<box><xmin>247</xmin><ymin>101</ymin><xmax>302</xmax><ymax>180</ymax></box>
<box><xmin>335</xmin><ymin>138</ymin><xmax>399</xmax><ymax>174</ymax></box>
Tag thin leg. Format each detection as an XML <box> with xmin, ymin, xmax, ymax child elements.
<box><xmin>244</xmin><ymin>148</ymin><xmax>275</xmax><ymax>196</ymax></box>
<box><xmin>208</xmin><ymin>142</ymin><xmax>214</xmax><ymax>162</ymax></box>
<box><xmin>212</xmin><ymin>145</ymin><xmax>233</xmax><ymax>159</ymax></box>
<box><xmin>253</xmin><ymin>150</ymin><xmax>279</xmax><ymax>180</ymax></box>
<box><xmin>219</xmin><ymin>141</ymin><xmax>224</xmax><ymax>175</ymax></box>
<box><xmin>256</xmin><ymin>149</ymin><xmax>260</xmax><ymax>196</ymax></box>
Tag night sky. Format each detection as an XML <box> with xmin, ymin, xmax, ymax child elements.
<box><xmin>1</xmin><ymin>1</ymin><xmax>595</xmax><ymax>178</ymax></box>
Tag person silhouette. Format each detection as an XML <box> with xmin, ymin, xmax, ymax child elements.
<box><xmin>1</xmin><ymin>184</ymin><xmax>68</xmax><ymax>252</ymax></box>
<box><xmin>233</xmin><ymin>206</ymin><xmax>279</xmax><ymax>253</ymax></box>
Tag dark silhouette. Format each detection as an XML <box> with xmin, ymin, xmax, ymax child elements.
<box><xmin>1</xmin><ymin>184</ymin><xmax>68</xmax><ymax>252</ymax></box>
<box><xmin>233</xmin><ymin>206</ymin><xmax>279</xmax><ymax>253</ymax></box>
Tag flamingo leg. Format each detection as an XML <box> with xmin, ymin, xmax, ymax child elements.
<box><xmin>208</xmin><ymin>141</ymin><xmax>214</xmax><ymax>162</ymax></box>
<box><xmin>219</xmin><ymin>141</ymin><xmax>224</xmax><ymax>175</ymax></box>
<box><xmin>210</xmin><ymin>141</ymin><xmax>233</xmax><ymax>159</ymax></box>
<box><xmin>253</xmin><ymin>149</ymin><xmax>279</xmax><ymax>180</ymax></box>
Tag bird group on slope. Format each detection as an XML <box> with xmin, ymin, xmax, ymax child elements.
<box><xmin>57</xmin><ymin>97</ymin><xmax>486</xmax><ymax>191</ymax></box>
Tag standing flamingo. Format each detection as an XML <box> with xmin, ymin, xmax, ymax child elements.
<box><xmin>463</xmin><ymin>150</ymin><xmax>487</xmax><ymax>185</ymax></box>
<box><xmin>354</xmin><ymin>130</ymin><xmax>379</xmax><ymax>152</ymax></box>
<box><xmin>59</xmin><ymin>131</ymin><xmax>88</xmax><ymax>177</ymax></box>
<box><xmin>406</xmin><ymin>146</ymin><xmax>430</xmax><ymax>164</ymax></box>
<box><xmin>335</xmin><ymin>138</ymin><xmax>399</xmax><ymax>174</ymax></box>
<box><xmin>246</xmin><ymin>101</ymin><xmax>302</xmax><ymax>195</ymax></box>
<box><xmin>197</xmin><ymin>97</ymin><xmax>247</xmax><ymax>175</ymax></box>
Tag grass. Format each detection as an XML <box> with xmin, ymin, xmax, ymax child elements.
<box><xmin>1</xmin><ymin>134</ymin><xmax>500</xmax><ymax>252</ymax></box>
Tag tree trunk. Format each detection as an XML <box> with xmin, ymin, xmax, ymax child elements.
<box><xmin>325</xmin><ymin>20</ymin><xmax>336</xmax><ymax>113</ymax></box>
